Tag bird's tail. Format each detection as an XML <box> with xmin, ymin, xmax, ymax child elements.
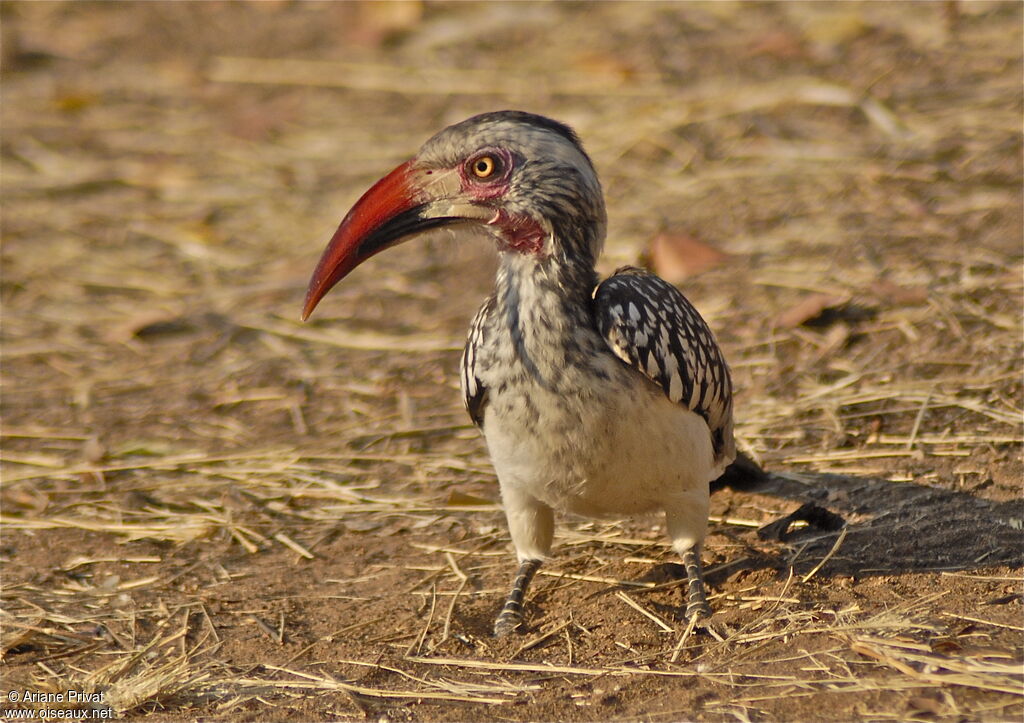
<box><xmin>710</xmin><ymin>450</ymin><xmax>768</xmax><ymax>494</ymax></box>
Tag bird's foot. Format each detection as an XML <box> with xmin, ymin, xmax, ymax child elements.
<box><xmin>493</xmin><ymin>609</ymin><xmax>526</xmax><ymax>638</ymax></box>
<box><xmin>685</xmin><ymin>598</ymin><xmax>711</xmax><ymax>623</ymax></box>
<box><xmin>493</xmin><ymin>558</ymin><xmax>541</xmax><ymax>638</ymax></box>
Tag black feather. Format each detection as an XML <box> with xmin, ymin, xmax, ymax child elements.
<box><xmin>461</xmin><ymin>295</ymin><xmax>495</xmax><ymax>429</ymax></box>
<box><xmin>593</xmin><ymin>266</ymin><xmax>735</xmax><ymax>465</ymax></box>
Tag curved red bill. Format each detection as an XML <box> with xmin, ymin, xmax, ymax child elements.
<box><xmin>301</xmin><ymin>160</ymin><xmax>418</xmax><ymax>321</ymax></box>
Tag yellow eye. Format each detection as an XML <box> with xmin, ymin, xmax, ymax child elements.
<box><xmin>471</xmin><ymin>156</ymin><xmax>496</xmax><ymax>178</ymax></box>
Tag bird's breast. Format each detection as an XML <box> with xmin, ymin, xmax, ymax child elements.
<box><xmin>468</xmin><ymin>260</ymin><xmax>719</xmax><ymax>517</ymax></box>
<box><xmin>476</xmin><ymin>334</ymin><xmax>717</xmax><ymax>518</ymax></box>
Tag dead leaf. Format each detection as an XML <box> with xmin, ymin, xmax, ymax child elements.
<box><xmin>647</xmin><ymin>233</ymin><xmax>729</xmax><ymax>283</ymax></box>
<box><xmin>776</xmin><ymin>293</ymin><xmax>851</xmax><ymax>328</ymax></box>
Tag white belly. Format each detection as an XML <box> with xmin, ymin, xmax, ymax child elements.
<box><xmin>482</xmin><ymin>364</ymin><xmax>720</xmax><ymax>519</ymax></box>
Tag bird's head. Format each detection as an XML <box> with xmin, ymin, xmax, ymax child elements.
<box><xmin>302</xmin><ymin>111</ymin><xmax>606</xmax><ymax>320</ymax></box>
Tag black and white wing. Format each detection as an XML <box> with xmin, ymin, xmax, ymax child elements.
<box><xmin>460</xmin><ymin>294</ymin><xmax>495</xmax><ymax>429</ymax></box>
<box><xmin>593</xmin><ymin>266</ymin><xmax>735</xmax><ymax>467</ymax></box>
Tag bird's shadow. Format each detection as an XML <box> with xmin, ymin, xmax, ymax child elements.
<box><xmin>453</xmin><ymin>468</ymin><xmax>1023</xmax><ymax>639</ymax></box>
<box><xmin>712</xmin><ymin>470</ymin><xmax>1024</xmax><ymax>580</ymax></box>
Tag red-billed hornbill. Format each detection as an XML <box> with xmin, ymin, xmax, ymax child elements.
<box><xmin>302</xmin><ymin>111</ymin><xmax>735</xmax><ymax>637</ymax></box>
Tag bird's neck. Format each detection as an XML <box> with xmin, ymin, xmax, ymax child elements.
<box><xmin>491</xmin><ymin>249</ymin><xmax>603</xmax><ymax>388</ymax></box>
<box><xmin>496</xmin><ymin>247</ymin><xmax>596</xmax><ymax>316</ymax></box>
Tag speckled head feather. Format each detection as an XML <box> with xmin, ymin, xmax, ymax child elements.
<box><xmin>424</xmin><ymin>111</ymin><xmax>590</xmax><ymax>165</ymax></box>
<box><xmin>417</xmin><ymin>110</ymin><xmax>607</xmax><ymax>264</ymax></box>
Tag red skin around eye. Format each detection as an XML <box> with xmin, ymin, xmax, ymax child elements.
<box><xmin>458</xmin><ymin>149</ymin><xmax>545</xmax><ymax>255</ymax></box>
<box><xmin>459</xmin><ymin>148</ymin><xmax>513</xmax><ymax>198</ymax></box>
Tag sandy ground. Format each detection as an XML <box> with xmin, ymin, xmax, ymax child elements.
<box><xmin>2</xmin><ymin>2</ymin><xmax>1022</xmax><ymax>721</ymax></box>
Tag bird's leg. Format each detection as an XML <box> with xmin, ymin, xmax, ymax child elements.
<box><xmin>494</xmin><ymin>558</ymin><xmax>541</xmax><ymax>637</ymax></box>
<box><xmin>680</xmin><ymin>546</ymin><xmax>711</xmax><ymax>621</ymax></box>
<box><xmin>665</xmin><ymin>494</ymin><xmax>711</xmax><ymax>622</ymax></box>
<box><xmin>494</xmin><ymin>488</ymin><xmax>553</xmax><ymax>637</ymax></box>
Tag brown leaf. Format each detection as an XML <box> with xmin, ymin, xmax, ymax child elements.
<box><xmin>776</xmin><ymin>293</ymin><xmax>851</xmax><ymax>328</ymax></box>
<box><xmin>647</xmin><ymin>233</ymin><xmax>728</xmax><ymax>283</ymax></box>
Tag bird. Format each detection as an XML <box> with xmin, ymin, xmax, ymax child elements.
<box><xmin>301</xmin><ymin>111</ymin><xmax>735</xmax><ymax>637</ymax></box>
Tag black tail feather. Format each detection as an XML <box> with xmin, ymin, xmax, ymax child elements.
<box><xmin>710</xmin><ymin>450</ymin><xmax>769</xmax><ymax>494</ymax></box>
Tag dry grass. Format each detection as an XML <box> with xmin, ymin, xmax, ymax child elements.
<box><xmin>2</xmin><ymin>2</ymin><xmax>1021</xmax><ymax>721</ymax></box>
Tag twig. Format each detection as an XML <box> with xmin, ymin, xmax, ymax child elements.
<box><xmin>406</xmin><ymin>584</ymin><xmax>438</xmax><ymax>657</ymax></box>
<box><xmin>615</xmin><ymin>591</ymin><xmax>674</xmax><ymax>633</ymax></box>
<box><xmin>669</xmin><ymin>614</ymin><xmax>701</xmax><ymax>664</ymax></box>
<box><xmin>273</xmin><ymin>532</ymin><xmax>315</xmax><ymax>560</ymax></box>
<box><xmin>801</xmin><ymin>526</ymin><xmax>849</xmax><ymax>583</ymax></box>
<box><xmin>905</xmin><ymin>390</ymin><xmax>933</xmax><ymax>450</ymax></box>
<box><xmin>512</xmin><ymin>620</ymin><xmax>574</xmax><ymax>656</ymax></box>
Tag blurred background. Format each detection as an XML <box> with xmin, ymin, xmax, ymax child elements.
<box><xmin>1</xmin><ymin>2</ymin><xmax>1021</xmax><ymax>720</ymax></box>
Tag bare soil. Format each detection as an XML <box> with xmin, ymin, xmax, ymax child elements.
<box><xmin>2</xmin><ymin>2</ymin><xmax>1022</xmax><ymax>721</ymax></box>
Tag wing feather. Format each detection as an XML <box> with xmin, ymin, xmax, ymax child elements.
<box><xmin>461</xmin><ymin>295</ymin><xmax>495</xmax><ymax>428</ymax></box>
<box><xmin>593</xmin><ymin>266</ymin><xmax>735</xmax><ymax>465</ymax></box>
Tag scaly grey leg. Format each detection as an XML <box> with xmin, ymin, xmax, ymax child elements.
<box><xmin>493</xmin><ymin>558</ymin><xmax>541</xmax><ymax>637</ymax></box>
<box><xmin>681</xmin><ymin>547</ymin><xmax>711</xmax><ymax>621</ymax></box>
